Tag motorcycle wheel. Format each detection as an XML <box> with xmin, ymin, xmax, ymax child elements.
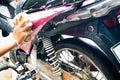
<box><xmin>54</xmin><ymin>40</ymin><xmax>117</xmax><ymax>80</ymax></box>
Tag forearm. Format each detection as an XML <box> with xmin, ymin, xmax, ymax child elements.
<box><xmin>0</xmin><ymin>39</ymin><xmax>17</xmax><ymax>56</ymax></box>
<box><xmin>0</xmin><ymin>33</ymin><xmax>18</xmax><ymax>56</ymax></box>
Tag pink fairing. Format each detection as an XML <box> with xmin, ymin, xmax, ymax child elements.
<box><xmin>19</xmin><ymin>5</ymin><xmax>73</xmax><ymax>54</ymax></box>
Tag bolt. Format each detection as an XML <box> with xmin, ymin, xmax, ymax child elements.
<box><xmin>88</xmin><ymin>25</ymin><xmax>94</xmax><ymax>32</ymax></box>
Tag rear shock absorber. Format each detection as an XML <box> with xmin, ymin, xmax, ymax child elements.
<box><xmin>42</xmin><ymin>38</ymin><xmax>62</xmax><ymax>79</ymax></box>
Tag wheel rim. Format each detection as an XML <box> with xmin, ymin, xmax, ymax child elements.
<box><xmin>55</xmin><ymin>48</ymin><xmax>107</xmax><ymax>80</ymax></box>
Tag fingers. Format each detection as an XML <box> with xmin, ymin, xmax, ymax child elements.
<box><xmin>22</xmin><ymin>22</ymin><xmax>32</xmax><ymax>31</ymax></box>
<box><xmin>13</xmin><ymin>13</ymin><xmax>30</xmax><ymax>27</ymax></box>
<box><xmin>13</xmin><ymin>13</ymin><xmax>23</xmax><ymax>26</ymax></box>
<box><xmin>18</xmin><ymin>19</ymin><xmax>31</xmax><ymax>28</ymax></box>
<box><xmin>12</xmin><ymin>13</ymin><xmax>33</xmax><ymax>43</ymax></box>
<box><xmin>24</xmin><ymin>31</ymin><xmax>33</xmax><ymax>42</ymax></box>
<box><xmin>25</xmin><ymin>31</ymin><xmax>33</xmax><ymax>36</ymax></box>
<box><xmin>13</xmin><ymin>17</ymin><xmax>19</xmax><ymax>26</ymax></box>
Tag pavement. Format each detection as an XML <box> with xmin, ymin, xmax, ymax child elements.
<box><xmin>0</xmin><ymin>56</ymin><xmax>12</xmax><ymax>80</ymax></box>
<box><xmin>0</xmin><ymin>68</ymin><xmax>12</xmax><ymax>80</ymax></box>
<box><xmin>0</xmin><ymin>30</ymin><xmax>12</xmax><ymax>80</ymax></box>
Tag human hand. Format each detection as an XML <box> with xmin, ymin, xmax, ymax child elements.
<box><xmin>12</xmin><ymin>13</ymin><xmax>33</xmax><ymax>44</ymax></box>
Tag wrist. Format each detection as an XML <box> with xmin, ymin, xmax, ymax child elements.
<box><xmin>9</xmin><ymin>33</ymin><xmax>19</xmax><ymax>48</ymax></box>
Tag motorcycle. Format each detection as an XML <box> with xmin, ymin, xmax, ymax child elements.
<box><xmin>1</xmin><ymin>0</ymin><xmax>120</xmax><ymax>80</ymax></box>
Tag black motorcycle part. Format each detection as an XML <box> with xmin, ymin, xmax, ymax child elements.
<box><xmin>0</xmin><ymin>64</ymin><xmax>18</xmax><ymax>73</ymax></box>
<box><xmin>17</xmin><ymin>70</ymin><xmax>36</xmax><ymax>80</ymax></box>
<box><xmin>0</xmin><ymin>0</ymin><xmax>10</xmax><ymax>4</ymax></box>
<box><xmin>0</xmin><ymin>64</ymin><xmax>9</xmax><ymax>71</ymax></box>
<box><xmin>0</xmin><ymin>17</ymin><xmax>13</xmax><ymax>36</ymax></box>
<box><xmin>16</xmin><ymin>49</ymin><xmax>27</xmax><ymax>64</ymax></box>
<box><xmin>0</xmin><ymin>3</ymin><xmax>14</xmax><ymax>36</ymax></box>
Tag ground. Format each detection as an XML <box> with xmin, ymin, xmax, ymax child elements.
<box><xmin>0</xmin><ymin>69</ymin><xmax>12</xmax><ymax>80</ymax></box>
<box><xmin>0</xmin><ymin>29</ymin><xmax>12</xmax><ymax>80</ymax></box>
<box><xmin>0</xmin><ymin>56</ymin><xmax>12</xmax><ymax>80</ymax></box>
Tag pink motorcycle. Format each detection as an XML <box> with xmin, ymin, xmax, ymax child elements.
<box><xmin>1</xmin><ymin>0</ymin><xmax>120</xmax><ymax>80</ymax></box>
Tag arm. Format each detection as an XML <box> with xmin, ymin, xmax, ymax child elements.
<box><xmin>0</xmin><ymin>38</ymin><xmax>17</xmax><ymax>56</ymax></box>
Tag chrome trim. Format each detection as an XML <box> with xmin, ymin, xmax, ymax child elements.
<box><xmin>77</xmin><ymin>0</ymin><xmax>120</xmax><ymax>19</ymax></box>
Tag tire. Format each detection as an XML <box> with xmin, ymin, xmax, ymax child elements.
<box><xmin>54</xmin><ymin>40</ymin><xmax>118</xmax><ymax>80</ymax></box>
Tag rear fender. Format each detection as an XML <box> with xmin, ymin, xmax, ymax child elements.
<box><xmin>59</xmin><ymin>35</ymin><xmax>107</xmax><ymax>57</ymax></box>
<box><xmin>55</xmin><ymin>36</ymin><xmax>120</xmax><ymax>78</ymax></box>
<box><xmin>56</xmin><ymin>36</ymin><xmax>119</xmax><ymax>73</ymax></box>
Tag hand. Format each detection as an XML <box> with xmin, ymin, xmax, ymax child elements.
<box><xmin>13</xmin><ymin>13</ymin><xmax>33</xmax><ymax>44</ymax></box>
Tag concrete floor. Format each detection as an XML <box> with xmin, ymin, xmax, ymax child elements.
<box><xmin>0</xmin><ymin>56</ymin><xmax>12</xmax><ymax>80</ymax></box>
<box><xmin>0</xmin><ymin>30</ymin><xmax>12</xmax><ymax>80</ymax></box>
<box><xmin>0</xmin><ymin>69</ymin><xmax>12</xmax><ymax>80</ymax></box>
